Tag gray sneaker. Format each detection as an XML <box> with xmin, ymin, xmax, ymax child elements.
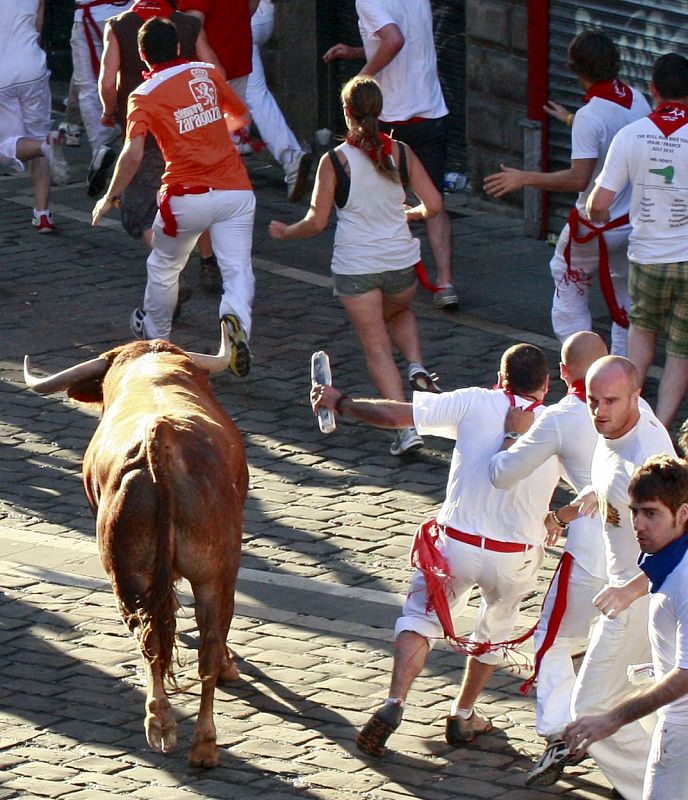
<box><xmin>389</xmin><ymin>426</ymin><xmax>424</xmax><ymax>456</ymax></box>
<box><xmin>87</xmin><ymin>145</ymin><xmax>116</xmax><ymax>197</ymax></box>
<box><xmin>433</xmin><ymin>285</ymin><xmax>459</xmax><ymax>310</ymax></box>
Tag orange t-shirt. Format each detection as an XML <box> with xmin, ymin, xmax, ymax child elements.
<box><xmin>126</xmin><ymin>61</ymin><xmax>252</xmax><ymax>191</ymax></box>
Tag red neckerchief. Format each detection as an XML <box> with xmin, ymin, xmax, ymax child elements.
<box><xmin>132</xmin><ymin>0</ymin><xmax>175</xmax><ymax>20</ymax></box>
<box><xmin>492</xmin><ymin>383</ymin><xmax>543</xmax><ymax>412</ymax></box>
<box><xmin>142</xmin><ymin>57</ymin><xmax>189</xmax><ymax>80</ymax></box>
<box><xmin>346</xmin><ymin>131</ymin><xmax>394</xmax><ymax>164</ymax></box>
<box><xmin>583</xmin><ymin>79</ymin><xmax>633</xmax><ymax>109</ymax></box>
<box><xmin>649</xmin><ymin>103</ymin><xmax>688</xmax><ymax>137</ymax></box>
<box><xmin>567</xmin><ymin>379</ymin><xmax>586</xmax><ymax>402</ymax></box>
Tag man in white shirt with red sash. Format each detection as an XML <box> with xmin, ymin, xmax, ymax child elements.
<box><xmin>489</xmin><ymin>331</ymin><xmax>609</xmax><ymax>786</ymax></box>
<box><xmin>564</xmin><ymin>456</ymin><xmax>688</xmax><ymax>800</ymax></box>
<box><xmin>588</xmin><ymin>53</ymin><xmax>688</xmax><ymax>429</ymax></box>
<box><xmin>484</xmin><ymin>31</ymin><xmax>649</xmax><ymax>356</ymax></box>
<box><xmin>311</xmin><ymin>344</ymin><xmax>560</xmax><ymax>757</ymax></box>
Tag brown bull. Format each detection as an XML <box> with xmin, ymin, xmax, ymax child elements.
<box><xmin>24</xmin><ymin>325</ymin><xmax>247</xmax><ymax>768</ymax></box>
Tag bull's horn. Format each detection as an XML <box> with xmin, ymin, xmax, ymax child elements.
<box><xmin>24</xmin><ymin>356</ymin><xmax>108</xmax><ymax>395</ymax></box>
<box><xmin>185</xmin><ymin>321</ymin><xmax>231</xmax><ymax>373</ymax></box>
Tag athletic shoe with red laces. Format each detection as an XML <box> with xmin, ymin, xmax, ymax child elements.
<box><xmin>32</xmin><ymin>210</ymin><xmax>55</xmax><ymax>234</ymax></box>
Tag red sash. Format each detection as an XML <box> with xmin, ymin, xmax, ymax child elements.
<box><xmin>561</xmin><ymin>207</ymin><xmax>630</xmax><ymax>328</ymax></box>
<box><xmin>159</xmin><ymin>185</ymin><xmax>211</xmax><ymax>237</ymax></box>
<box><xmin>78</xmin><ymin>0</ymin><xmax>130</xmax><ymax>78</ymax></box>
<box><xmin>345</xmin><ymin>131</ymin><xmax>394</xmax><ymax>164</ymax></box>
<box><xmin>520</xmin><ymin>552</ymin><xmax>574</xmax><ymax>695</ymax></box>
<box><xmin>410</xmin><ymin>519</ymin><xmax>538</xmax><ymax>658</ymax></box>
<box><xmin>583</xmin><ymin>79</ymin><xmax>633</xmax><ymax>110</ymax></box>
<box><xmin>648</xmin><ymin>103</ymin><xmax>688</xmax><ymax>137</ymax></box>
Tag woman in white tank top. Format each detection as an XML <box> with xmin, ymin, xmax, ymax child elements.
<box><xmin>269</xmin><ymin>75</ymin><xmax>444</xmax><ymax>456</ymax></box>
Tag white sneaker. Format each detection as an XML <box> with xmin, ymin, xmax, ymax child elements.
<box><xmin>285</xmin><ymin>151</ymin><xmax>312</xmax><ymax>202</ymax></box>
<box><xmin>32</xmin><ymin>210</ymin><xmax>55</xmax><ymax>234</ymax></box>
<box><xmin>87</xmin><ymin>145</ymin><xmax>117</xmax><ymax>198</ymax></box>
<box><xmin>389</xmin><ymin>426</ymin><xmax>424</xmax><ymax>457</ymax></box>
<box><xmin>130</xmin><ymin>308</ymin><xmax>149</xmax><ymax>340</ymax></box>
<box><xmin>58</xmin><ymin>121</ymin><xmax>83</xmax><ymax>147</ymax></box>
<box><xmin>44</xmin><ymin>131</ymin><xmax>70</xmax><ymax>186</ymax></box>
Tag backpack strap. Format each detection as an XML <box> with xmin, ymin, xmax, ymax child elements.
<box><xmin>327</xmin><ymin>148</ymin><xmax>350</xmax><ymax>208</ymax></box>
<box><xmin>397</xmin><ymin>141</ymin><xmax>409</xmax><ymax>188</ymax></box>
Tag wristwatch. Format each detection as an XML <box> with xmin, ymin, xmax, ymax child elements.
<box><xmin>504</xmin><ymin>431</ymin><xmax>520</xmax><ymax>440</ymax></box>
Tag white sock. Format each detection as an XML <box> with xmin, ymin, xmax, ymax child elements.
<box><xmin>408</xmin><ymin>361</ymin><xmax>425</xmax><ymax>378</ymax></box>
<box><xmin>450</xmin><ymin>698</ymin><xmax>473</xmax><ymax>719</ymax></box>
<box><xmin>33</xmin><ymin>208</ymin><xmax>49</xmax><ymax>216</ymax></box>
<box><xmin>383</xmin><ymin>697</ymin><xmax>404</xmax><ymax>708</ymax></box>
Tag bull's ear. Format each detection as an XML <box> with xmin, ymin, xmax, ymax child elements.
<box><xmin>67</xmin><ymin>378</ymin><xmax>105</xmax><ymax>405</ymax></box>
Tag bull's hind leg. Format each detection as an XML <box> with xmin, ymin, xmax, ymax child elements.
<box><xmin>138</xmin><ymin>630</ymin><xmax>177</xmax><ymax>754</ymax></box>
<box><xmin>188</xmin><ymin>579</ymin><xmax>235</xmax><ymax>768</ymax></box>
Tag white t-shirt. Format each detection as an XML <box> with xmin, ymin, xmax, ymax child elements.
<box><xmin>356</xmin><ymin>0</ymin><xmax>447</xmax><ymax>122</ymax></box>
<box><xmin>413</xmin><ymin>387</ymin><xmax>559</xmax><ymax>546</ymax></box>
<box><xmin>650</xmin><ymin>549</ymin><xmax>688</xmax><ymax>723</ymax></box>
<box><xmin>74</xmin><ymin>1</ymin><xmax>133</xmax><ymax>24</ymax></box>
<box><xmin>596</xmin><ymin>115</ymin><xmax>688</xmax><ymax>264</ymax></box>
<box><xmin>591</xmin><ymin>408</ymin><xmax>675</xmax><ymax>585</ymax></box>
<box><xmin>489</xmin><ymin>392</ymin><xmax>606</xmax><ymax>578</ymax></box>
<box><xmin>572</xmin><ymin>88</ymin><xmax>650</xmax><ymax>219</ymax></box>
<box><xmin>0</xmin><ymin>0</ymin><xmax>47</xmax><ymax>88</ymax></box>
<box><xmin>331</xmin><ymin>144</ymin><xmax>420</xmax><ymax>275</ymax></box>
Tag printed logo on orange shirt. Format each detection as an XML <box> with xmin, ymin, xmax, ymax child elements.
<box><xmin>173</xmin><ymin>68</ymin><xmax>222</xmax><ymax>134</ymax></box>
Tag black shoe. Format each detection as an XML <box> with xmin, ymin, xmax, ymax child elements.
<box><xmin>199</xmin><ymin>254</ymin><xmax>222</xmax><ymax>294</ymax></box>
<box><xmin>87</xmin><ymin>146</ymin><xmax>116</xmax><ymax>198</ymax></box>
<box><xmin>356</xmin><ymin>702</ymin><xmax>403</xmax><ymax>758</ymax></box>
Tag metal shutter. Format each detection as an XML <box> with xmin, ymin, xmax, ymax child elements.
<box><xmin>547</xmin><ymin>1</ymin><xmax>688</xmax><ymax>233</ymax></box>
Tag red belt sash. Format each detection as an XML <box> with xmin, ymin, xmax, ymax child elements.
<box><xmin>79</xmin><ymin>0</ymin><xmax>129</xmax><ymax>78</ymax></box>
<box><xmin>561</xmin><ymin>207</ymin><xmax>630</xmax><ymax>328</ymax></box>
<box><xmin>410</xmin><ymin>518</ymin><xmax>538</xmax><ymax>657</ymax></box>
<box><xmin>159</xmin><ymin>185</ymin><xmax>211</xmax><ymax>237</ymax></box>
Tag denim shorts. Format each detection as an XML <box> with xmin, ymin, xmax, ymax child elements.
<box><xmin>332</xmin><ymin>265</ymin><xmax>417</xmax><ymax>297</ymax></box>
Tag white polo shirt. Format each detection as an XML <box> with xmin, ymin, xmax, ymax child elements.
<box><xmin>414</xmin><ymin>387</ymin><xmax>559</xmax><ymax>546</ymax></box>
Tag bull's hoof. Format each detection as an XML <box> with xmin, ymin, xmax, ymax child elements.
<box><xmin>219</xmin><ymin>660</ymin><xmax>240</xmax><ymax>682</ymax></box>
<box><xmin>145</xmin><ymin>714</ymin><xmax>177</xmax><ymax>754</ymax></box>
<box><xmin>189</xmin><ymin>737</ymin><xmax>219</xmax><ymax>768</ymax></box>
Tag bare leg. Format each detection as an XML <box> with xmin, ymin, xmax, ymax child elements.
<box><xmin>425</xmin><ymin>210</ymin><xmax>453</xmax><ymax>287</ymax></box>
<box><xmin>388</xmin><ymin>630</ymin><xmax>430</xmax><ymax>700</ymax></box>
<box><xmin>627</xmin><ymin>325</ymin><xmax>657</xmax><ymax>386</ymax></box>
<box><xmin>340</xmin><ymin>289</ymin><xmax>406</xmax><ymax>401</ymax></box>
<box><xmin>30</xmin><ymin>157</ymin><xmax>50</xmax><ymax>212</ymax></box>
<box><xmin>656</xmin><ymin>355</ymin><xmax>688</xmax><ymax>428</ymax></box>
<box><xmin>198</xmin><ymin>229</ymin><xmax>214</xmax><ymax>260</ymax></box>
<box><xmin>455</xmin><ymin>656</ymin><xmax>497</xmax><ymax>710</ymax></box>
<box><xmin>382</xmin><ymin>285</ymin><xmax>424</xmax><ymax>365</ymax></box>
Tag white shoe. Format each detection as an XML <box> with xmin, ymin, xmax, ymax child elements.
<box><xmin>389</xmin><ymin>426</ymin><xmax>424</xmax><ymax>457</ymax></box>
<box><xmin>87</xmin><ymin>145</ymin><xmax>117</xmax><ymax>198</ymax></box>
<box><xmin>285</xmin><ymin>151</ymin><xmax>312</xmax><ymax>202</ymax></box>
<box><xmin>130</xmin><ymin>308</ymin><xmax>149</xmax><ymax>340</ymax></box>
<box><xmin>45</xmin><ymin>131</ymin><xmax>70</xmax><ymax>186</ymax></box>
<box><xmin>58</xmin><ymin>121</ymin><xmax>83</xmax><ymax>147</ymax></box>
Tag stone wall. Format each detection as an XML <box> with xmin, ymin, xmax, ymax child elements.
<box><xmin>466</xmin><ymin>0</ymin><xmax>529</xmax><ymax>207</ymax></box>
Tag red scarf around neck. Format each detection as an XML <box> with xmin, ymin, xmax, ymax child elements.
<box><xmin>346</xmin><ymin>131</ymin><xmax>394</xmax><ymax>164</ymax></box>
<box><xmin>142</xmin><ymin>57</ymin><xmax>189</xmax><ymax>80</ymax></box>
<box><xmin>649</xmin><ymin>103</ymin><xmax>688</xmax><ymax>137</ymax></box>
<box><xmin>567</xmin><ymin>379</ymin><xmax>586</xmax><ymax>402</ymax></box>
<box><xmin>584</xmin><ymin>79</ymin><xmax>633</xmax><ymax>109</ymax></box>
<box><xmin>132</xmin><ymin>0</ymin><xmax>175</xmax><ymax>20</ymax></box>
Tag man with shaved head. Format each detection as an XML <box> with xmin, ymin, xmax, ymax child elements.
<box><xmin>565</xmin><ymin>355</ymin><xmax>675</xmax><ymax>799</ymax></box>
<box><xmin>490</xmin><ymin>331</ymin><xmax>610</xmax><ymax>785</ymax></box>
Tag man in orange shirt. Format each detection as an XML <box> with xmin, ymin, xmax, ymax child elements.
<box><xmin>92</xmin><ymin>16</ymin><xmax>255</xmax><ymax>377</ymax></box>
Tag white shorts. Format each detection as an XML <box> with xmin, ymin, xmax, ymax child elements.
<box><xmin>395</xmin><ymin>536</ymin><xmax>543</xmax><ymax>666</ymax></box>
<box><xmin>643</xmin><ymin>720</ymin><xmax>688</xmax><ymax>799</ymax></box>
<box><xmin>0</xmin><ymin>74</ymin><xmax>51</xmax><ymax>171</ymax></box>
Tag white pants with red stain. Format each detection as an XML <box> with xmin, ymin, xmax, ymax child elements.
<box><xmin>246</xmin><ymin>1</ymin><xmax>302</xmax><ymax>170</ymax></box>
<box><xmin>550</xmin><ymin>221</ymin><xmax>631</xmax><ymax>356</ymax></box>
<box><xmin>571</xmin><ymin>595</ymin><xmax>654</xmax><ymax>800</ymax></box>
<box><xmin>395</xmin><ymin>537</ymin><xmax>543</xmax><ymax>666</ymax></box>
<box><xmin>534</xmin><ymin>557</ymin><xmax>605</xmax><ymax>740</ymax></box>
<box><xmin>143</xmin><ymin>189</ymin><xmax>255</xmax><ymax>340</ymax></box>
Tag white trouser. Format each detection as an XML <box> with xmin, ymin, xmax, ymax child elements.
<box><xmin>70</xmin><ymin>21</ymin><xmax>118</xmax><ymax>151</ymax></box>
<box><xmin>246</xmin><ymin>1</ymin><xmax>302</xmax><ymax>168</ymax></box>
<box><xmin>0</xmin><ymin>74</ymin><xmax>51</xmax><ymax>171</ymax></box>
<box><xmin>643</xmin><ymin>720</ymin><xmax>688</xmax><ymax>799</ymax></box>
<box><xmin>144</xmin><ymin>189</ymin><xmax>255</xmax><ymax>339</ymax></box>
<box><xmin>534</xmin><ymin>557</ymin><xmax>605</xmax><ymax>739</ymax></box>
<box><xmin>550</xmin><ymin>222</ymin><xmax>631</xmax><ymax>356</ymax></box>
<box><xmin>571</xmin><ymin>595</ymin><xmax>654</xmax><ymax>800</ymax></box>
<box><xmin>396</xmin><ymin>537</ymin><xmax>544</xmax><ymax>666</ymax></box>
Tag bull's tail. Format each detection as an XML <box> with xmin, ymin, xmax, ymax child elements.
<box><xmin>135</xmin><ymin>417</ymin><xmax>179</xmax><ymax>688</ymax></box>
